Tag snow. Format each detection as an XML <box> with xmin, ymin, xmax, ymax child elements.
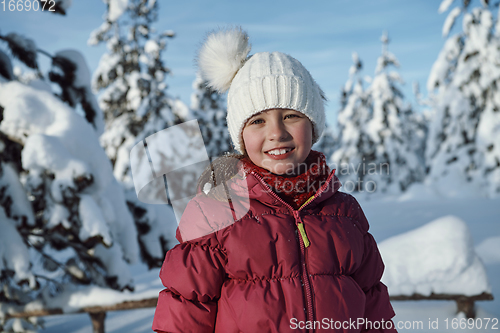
<box><xmin>93</xmin><ymin>243</ymin><xmax>134</xmax><ymax>289</ymax></box>
<box><xmin>88</xmin><ymin>22</ymin><xmax>112</xmax><ymax>46</ymax></box>
<box><xmin>362</xmin><ymin>196</ymin><xmax>500</xmax><ymax>332</ymax></box>
<box><xmin>7</xmin><ymin>262</ymin><xmax>161</xmax><ymax>315</ymax></box>
<box><xmin>46</xmin><ymin>203</ymin><xmax>70</xmax><ymax>229</ymax></box>
<box><xmin>92</xmin><ymin>53</ymin><xmax>122</xmax><ymax>89</ymax></box>
<box><xmin>426</xmin><ymin>4</ymin><xmax>500</xmax><ymax>198</ymax></box>
<box><xmin>144</xmin><ymin>40</ymin><xmax>160</xmax><ymax>56</ymax></box>
<box><xmin>0</xmin><ymin>80</ymin><xmax>140</xmax><ymax>294</ymax></box>
<box><xmin>137</xmin><ymin>204</ymin><xmax>178</xmax><ymax>259</ymax></box>
<box><xmin>171</xmin><ymin>98</ymin><xmax>191</xmax><ymax>120</ymax></box>
<box><xmin>442</xmin><ymin>7</ymin><xmax>461</xmax><ymax>37</ymax></box>
<box><xmin>101</xmin><ymin>178</ymin><xmax>140</xmax><ymax>263</ymax></box>
<box><xmin>439</xmin><ymin>0</ymin><xmax>455</xmax><ymax>14</ymax></box>
<box><xmin>126</xmin><ymin>71</ymin><xmax>144</xmax><ymax>111</ymax></box>
<box><xmin>0</xmin><ymin>163</ymin><xmax>35</xmax><ymax>226</ymax></box>
<box><xmin>0</xmin><ymin>82</ymin><xmax>112</xmax><ymax>193</ymax></box>
<box><xmin>55</xmin><ymin>50</ymin><xmax>93</xmax><ymax>90</ymax></box>
<box><xmin>131</xmin><ymin>119</ymin><xmax>209</xmax><ymax>222</ymax></box>
<box><xmin>426</xmin><ymin>36</ymin><xmax>461</xmax><ymax>92</ymax></box>
<box><xmin>108</xmin><ymin>0</ymin><xmax>129</xmax><ymax>22</ymax></box>
<box><xmin>0</xmin><ymin>207</ymin><xmax>34</xmax><ymax>286</ymax></box>
<box><xmin>379</xmin><ymin>215</ymin><xmax>490</xmax><ymax>296</ymax></box>
<box><xmin>78</xmin><ymin>195</ymin><xmax>113</xmax><ymax>246</ymax></box>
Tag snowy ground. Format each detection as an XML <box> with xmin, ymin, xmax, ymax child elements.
<box><xmin>38</xmin><ymin>194</ymin><xmax>500</xmax><ymax>332</ymax></box>
<box><xmin>361</xmin><ymin>193</ymin><xmax>500</xmax><ymax>332</ymax></box>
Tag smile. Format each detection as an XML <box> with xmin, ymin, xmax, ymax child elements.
<box><xmin>264</xmin><ymin>148</ymin><xmax>296</xmax><ymax>160</ymax></box>
<box><xmin>266</xmin><ymin>148</ymin><xmax>294</xmax><ymax>155</ymax></box>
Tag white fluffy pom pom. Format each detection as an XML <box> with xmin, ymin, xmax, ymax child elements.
<box><xmin>197</xmin><ymin>27</ymin><xmax>251</xmax><ymax>93</ymax></box>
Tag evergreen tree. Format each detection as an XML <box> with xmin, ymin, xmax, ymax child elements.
<box><xmin>365</xmin><ymin>32</ymin><xmax>425</xmax><ymax>193</ymax></box>
<box><xmin>0</xmin><ymin>29</ymin><xmax>139</xmax><ymax>332</ymax></box>
<box><xmin>332</xmin><ymin>36</ymin><xmax>425</xmax><ymax>194</ymax></box>
<box><xmin>190</xmin><ymin>74</ymin><xmax>233</xmax><ymax>159</ymax></box>
<box><xmin>426</xmin><ymin>0</ymin><xmax>500</xmax><ymax>197</ymax></box>
<box><xmin>331</xmin><ymin>52</ymin><xmax>376</xmax><ymax>192</ymax></box>
<box><xmin>90</xmin><ymin>0</ymin><xmax>184</xmax><ymax>268</ymax></box>
<box><xmin>90</xmin><ymin>0</ymin><xmax>189</xmax><ymax>184</ymax></box>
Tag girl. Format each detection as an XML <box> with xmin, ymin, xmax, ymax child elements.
<box><xmin>152</xmin><ymin>27</ymin><xmax>396</xmax><ymax>333</ymax></box>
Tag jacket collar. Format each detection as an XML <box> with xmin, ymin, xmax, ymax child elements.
<box><xmin>228</xmin><ymin>169</ymin><xmax>341</xmax><ymax>210</ymax></box>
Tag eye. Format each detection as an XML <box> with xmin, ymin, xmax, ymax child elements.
<box><xmin>249</xmin><ymin>118</ymin><xmax>264</xmax><ymax>125</ymax></box>
<box><xmin>284</xmin><ymin>113</ymin><xmax>301</xmax><ymax>120</ymax></box>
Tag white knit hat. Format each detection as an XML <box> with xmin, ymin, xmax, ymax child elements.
<box><xmin>197</xmin><ymin>27</ymin><xmax>326</xmax><ymax>153</ymax></box>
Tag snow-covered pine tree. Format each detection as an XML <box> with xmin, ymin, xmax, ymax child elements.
<box><xmin>89</xmin><ymin>0</ymin><xmax>184</xmax><ymax>268</ymax></box>
<box><xmin>0</xmin><ymin>29</ymin><xmax>140</xmax><ymax>331</ymax></box>
<box><xmin>90</xmin><ymin>0</ymin><xmax>189</xmax><ymax>184</ymax></box>
<box><xmin>331</xmin><ymin>52</ymin><xmax>376</xmax><ymax>192</ymax></box>
<box><xmin>190</xmin><ymin>74</ymin><xmax>233</xmax><ymax>159</ymax></box>
<box><xmin>0</xmin><ymin>126</ymin><xmax>41</xmax><ymax>333</ymax></box>
<box><xmin>364</xmin><ymin>32</ymin><xmax>425</xmax><ymax>193</ymax></box>
<box><xmin>48</xmin><ymin>50</ymin><xmax>105</xmax><ymax>135</ymax></box>
<box><xmin>408</xmin><ymin>81</ymin><xmax>429</xmax><ymax>174</ymax></box>
<box><xmin>0</xmin><ymin>30</ymin><xmax>105</xmax><ymax>135</ymax></box>
<box><xmin>426</xmin><ymin>0</ymin><xmax>500</xmax><ymax>197</ymax></box>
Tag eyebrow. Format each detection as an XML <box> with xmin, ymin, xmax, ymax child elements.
<box><xmin>249</xmin><ymin>112</ymin><xmax>265</xmax><ymax>119</ymax></box>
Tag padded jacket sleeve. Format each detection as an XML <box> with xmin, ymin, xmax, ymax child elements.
<box><xmin>349</xmin><ymin>198</ymin><xmax>397</xmax><ymax>333</ymax></box>
<box><xmin>152</xmin><ymin>199</ymin><xmax>227</xmax><ymax>333</ymax></box>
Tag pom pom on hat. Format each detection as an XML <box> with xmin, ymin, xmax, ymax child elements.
<box><xmin>197</xmin><ymin>27</ymin><xmax>251</xmax><ymax>93</ymax></box>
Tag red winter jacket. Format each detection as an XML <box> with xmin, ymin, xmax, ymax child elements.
<box><xmin>152</xmin><ymin>170</ymin><xmax>396</xmax><ymax>333</ymax></box>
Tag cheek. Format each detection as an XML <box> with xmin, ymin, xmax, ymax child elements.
<box><xmin>297</xmin><ymin>121</ymin><xmax>313</xmax><ymax>148</ymax></box>
<box><xmin>242</xmin><ymin>128</ymin><xmax>257</xmax><ymax>154</ymax></box>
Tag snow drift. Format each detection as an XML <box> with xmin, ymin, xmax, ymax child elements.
<box><xmin>379</xmin><ymin>215</ymin><xmax>491</xmax><ymax>296</ymax></box>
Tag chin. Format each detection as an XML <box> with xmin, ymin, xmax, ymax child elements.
<box><xmin>269</xmin><ymin>164</ymin><xmax>297</xmax><ymax>175</ymax></box>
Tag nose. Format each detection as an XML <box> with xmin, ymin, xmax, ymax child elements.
<box><xmin>267</xmin><ymin>118</ymin><xmax>289</xmax><ymax>141</ymax></box>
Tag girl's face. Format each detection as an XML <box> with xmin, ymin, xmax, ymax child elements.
<box><xmin>242</xmin><ymin>108</ymin><xmax>313</xmax><ymax>175</ymax></box>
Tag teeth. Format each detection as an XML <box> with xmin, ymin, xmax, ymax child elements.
<box><xmin>267</xmin><ymin>148</ymin><xmax>291</xmax><ymax>155</ymax></box>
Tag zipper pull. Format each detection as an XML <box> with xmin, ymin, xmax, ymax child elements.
<box><xmin>293</xmin><ymin>211</ymin><xmax>311</xmax><ymax>248</ymax></box>
<box><xmin>297</xmin><ymin>222</ymin><xmax>310</xmax><ymax>248</ymax></box>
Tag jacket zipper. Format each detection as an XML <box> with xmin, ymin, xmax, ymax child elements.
<box><xmin>292</xmin><ymin>209</ymin><xmax>314</xmax><ymax>330</ymax></box>
<box><xmin>250</xmin><ymin>171</ymin><xmax>336</xmax><ymax>330</ymax></box>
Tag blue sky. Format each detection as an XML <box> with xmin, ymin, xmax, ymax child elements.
<box><xmin>1</xmin><ymin>0</ymin><xmax>462</xmax><ymax>126</ymax></box>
